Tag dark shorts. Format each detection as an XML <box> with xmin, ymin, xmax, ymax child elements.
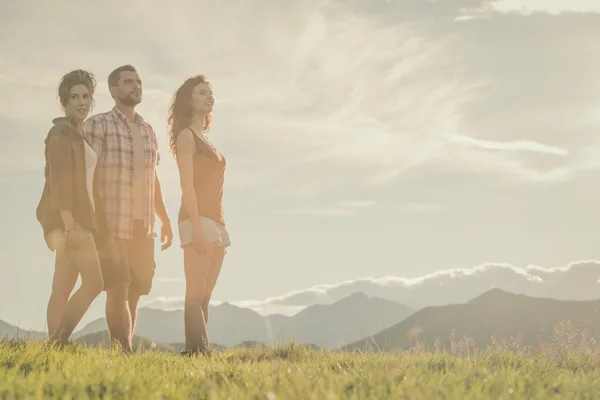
<box><xmin>98</xmin><ymin>220</ymin><xmax>156</xmax><ymax>296</ymax></box>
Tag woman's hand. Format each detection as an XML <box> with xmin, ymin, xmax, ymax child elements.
<box><xmin>65</xmin><ymin>228</ymin><xmax>81</xmax><ymax>250</ymax></box>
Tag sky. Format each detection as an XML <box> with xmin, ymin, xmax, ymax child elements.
<box><xmin>1</xmin><ymin>0</ymin><xmax>600</xmax><ymax>331</ymax></box>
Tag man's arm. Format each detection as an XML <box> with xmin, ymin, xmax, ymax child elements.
<box><xmin>154</xmin><ymin>173</ymin><xmax>173</xmax><ymax>250</ymax></box>
<box><xmin>82</xmin><ymin>115</ymin><xmax>104</xmax><ymax>157</ymax></box>
<box><xmin>154</xmin><ymin>173</ymin><xmax>170</xmax><ymax>225</ymax></box>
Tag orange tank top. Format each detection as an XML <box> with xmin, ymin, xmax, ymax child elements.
<box><xmin>177</xmin><ymin>128</ymin><xmax>226</xmax><ymax>225</ymax></box>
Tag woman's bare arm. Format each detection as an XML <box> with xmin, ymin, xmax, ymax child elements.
<box><xmin>176</xmin><ymin>129</ymin><xmax>202</xmax><ymax>225</ymax></box>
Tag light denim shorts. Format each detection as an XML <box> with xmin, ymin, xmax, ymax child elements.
<box><xmin>178</xmin><ymin>217</ymin><xmax>231</xmax><ymax>248</ymax></box>
<box><xmin>45</xmin><ymin>223</ymin><xmax>93</xmax><ymax>252</ymax></box>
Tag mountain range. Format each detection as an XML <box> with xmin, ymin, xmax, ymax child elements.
<box><xmin>231</xmin><ymin>261</ymin><xmax>600</xmax><ymax>315</ymax></box>
<box><xmin>0</xmin><ymin>292</ymin><xmax>413</xmax><ymax>349</ymax></box>
<box><xmin>3</xmin><ymin>288</ymin><xmax>600</xmax><ymax>353</ymax></box>
<box><xmin>70</xmin><ymin>292</ymin><xmax>413</xmax><ymax>349</ymax></box>
<box><xmin>343</xmin><ymin>288</ymin><xmax>600</xmax><ymax>352</ymax></box>
<box><xmin>0</xmin><ymin>320</ymin><xmax>45</xmax><ymax>341</ymax></box>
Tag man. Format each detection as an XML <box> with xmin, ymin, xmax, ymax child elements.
<box><xmin>83</xmin><ymin>65</ymin><xmax>173</xmax><ymax>351</ymax></box>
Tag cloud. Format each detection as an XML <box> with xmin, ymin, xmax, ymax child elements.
<box><xmin>142</xmin><ymin>260</ymin><xmax>600</xmax><ymax>315</ymax></box>
<box><xmin>5</xmin><ymin>0</ymin><xmax>600</xmax><ymax>334</ymax></box>
<box><xmin>143</xmin><ymin>296</ymin><xmax>307</xmax><ymax>317</ymax></box>
<box><xmin>396</xmin><ymin>202</ymin><xmax>447</xmax><ymax>213</ymax></box>
<box><xmin>449</xmin><ymin>135</ymin><xmax>569</xmax><ymax>156</ymax></box>
<box><xmin>223</xmin><ymin>6</ymin><xmax>480</xmax><ymax>194</ymax></box>
<box><xmin>272</xmin><ymin>199</ymin><xmax>377</xmax><ymax>216</ymax></box>
<box><xmin>272</xmin><ymin>208</ymin><xmax>355</xmax><ymax>217</ymax></box>
<box><xmin>455</xmin><ymin>14</ymin><xmax>489</xmax><ymax>22</ymax></box>
<box><xmin>338</xmin><ymin>200</ymin><xmax>377</xmax><ymax>208</ymax></box>
<box><xmin>457</xmin><ymin>0</ymin><xmax>600</xmax><ymax>20</ymax></box>
<box><xmin>2</xmin><ymin>0</ymin><xmax>588</xmax><ymax>202</ymax></box>
<box><xmin>448</xmin><ymin>8</ymin><xmax>600</xmax><ymax>183</ymax></box>
<box><xmin>488</xmin><ymin>0</ymin><xmax>600</xmax><ymax>15</ymax></box>
<box><xmin>143</xmin><ymin>296</ymin><xmax>189</xmax><ymax>310</ymax></box>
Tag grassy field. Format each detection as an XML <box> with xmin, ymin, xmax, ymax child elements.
<box><xmin>2</xmin><ymin>332</ymin><xmax>600</xmax><ymax>399</ymax></box>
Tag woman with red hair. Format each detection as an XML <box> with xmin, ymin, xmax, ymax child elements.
<box><xmin>167</xmin><ymin>75</ymin><xmax>230</xmax><ymax>356</ymax></box>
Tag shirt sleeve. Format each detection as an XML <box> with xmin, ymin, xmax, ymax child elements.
<box><xmin>46</xmin><ymin>128</ymin><xmax>74</xmax><ymax>211</ymax></box>
<box><xmin>82</xmin><ymin>116</ymin><xmax>104</xmax><ymax>158</ymax></box>
<box><xmin>147</xmin><ymin>124</ymin><xmax>161</xmax><ymax>166</ymax></box>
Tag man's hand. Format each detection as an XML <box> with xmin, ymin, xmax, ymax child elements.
<box><xmin>160</xmin><ymin>221</ymin><xmax>174</xmax><ymax>251</ymax></box>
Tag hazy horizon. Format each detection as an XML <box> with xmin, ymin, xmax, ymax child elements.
<box><xmin>2</xmin><ymin>0</ymin><xmax>600</xmax><ymax>331</ymax></box>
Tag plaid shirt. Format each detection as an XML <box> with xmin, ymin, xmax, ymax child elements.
<box><xmin>82</xmin><ymin>107</ymin><xmax>160</xmax><ymax>240</ymax></box>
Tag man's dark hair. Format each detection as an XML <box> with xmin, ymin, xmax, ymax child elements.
<box><xmin>108</xmin><ymin>65</ymin><xmax>137</xmax><ymax>87</ymax></box>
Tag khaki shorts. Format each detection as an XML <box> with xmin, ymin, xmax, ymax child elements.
<box><xmin>98</xmin><ymin>220</ymin><xmax>156</xmax><ymax>295</ymax></box>
<box><xmin>178</xmin><ymin>217</ymin><xmax>231</xmax><ymax>248</ymax></box>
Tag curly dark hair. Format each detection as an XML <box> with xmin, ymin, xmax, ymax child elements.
<box><xmin>57</xmin><ymin>69</ymin><xmax>96</xmax><ymax>110</ymax></box>
<box><xmin>167</xmin><ymin>75</ymin><xmax>213</xmax><ymax>158</ymax></box>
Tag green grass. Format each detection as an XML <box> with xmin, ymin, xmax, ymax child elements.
<box><xmin>2</xmin><ymin>335</ymin><xmax>600</xmax><ymax>399</ymax></box>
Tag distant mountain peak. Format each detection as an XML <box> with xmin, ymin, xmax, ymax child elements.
<box><xmin>470</xmin><ymin>287</ymin><xmax>515</xmax><ymax>302</ymax></box>
<box><xmin>343</xmin><ymin>292</ymin><xmax>369</xmax><ymax>301</ymax></box>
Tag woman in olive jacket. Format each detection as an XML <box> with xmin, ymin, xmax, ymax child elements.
<box><xmin>36</xmin><ymin>69</ymin><xmax>112</xmax><ymax>345</ymax></box>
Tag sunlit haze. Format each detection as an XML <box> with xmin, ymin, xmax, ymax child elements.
<box><xmin>1</xmin><ymin>0</ymin><xmax>600</xmax><ymax>331</ymax></box>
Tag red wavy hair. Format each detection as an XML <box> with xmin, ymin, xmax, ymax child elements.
<box><xmin>167</xmin><ymin>75</ymin><xmax>213</xmax><ymax>157</ymax></box>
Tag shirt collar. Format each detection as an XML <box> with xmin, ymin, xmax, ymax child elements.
<box><xmin>111</xmin><ymin>106</ymin><xmax>144</xmax><ymax>124</ymax></box>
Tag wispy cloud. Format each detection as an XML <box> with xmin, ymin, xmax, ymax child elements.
<box><xmin>273</xmin><ymin>199</ymin><xmax>377</xmax><ymax>216</ymax></box>
<box><xmin>457</xmin><ymin>0</ymin><xmax>600</xmax><ymax>20</ymax></box>
<box><xmin>454</xmin><ymin>14</ymin><xmax>489</xmax><ymax>22</ymax></box>
<box><xmin>2</xmin><ymin>0</ymin><xmax>597</xmax><ymax>199</ymax></box>
<box><xmin>272</xmin><ymin>208</ymin><xmax>355</xmax><ymax>217</ymax></box>
<box><xmin>142</xmin><ymin>260</ymin><xmax>600</xmax><ymax>315</ymax></box>
<box><xmin>338</xmin><ymin>200</ymin><xmax>377</xmax><ymax>208</ymax></box>
<box><xmin>449</xmin><ymin>135</ymin><xmax>569</xmax><ymax>156</ymax></box>
<box><xmin>4</xmin><ymin>0</ymin><xmax>600</xmax><ymax>334</ymax></box>
<box><xmin>396</xmin><ymin>202</ymin><xmax>447</xmax><ymax>213</ymax></box>
<box><xmin>489</xmin><ymin>0</ymin><xmax>600</xmax><ymax>15</ymax></box>
<box><xmin>143</xmin><ymin>296</ymin><xmax>307</xmax><ymax>316</ymax></box>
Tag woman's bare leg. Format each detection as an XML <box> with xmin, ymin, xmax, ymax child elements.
<box><xmin>47</xmin><ymin>243</ymin><xmax>78</xmax><ymax>338</ymax></box>
<box><xmin>183</xmin><ymin>243</ymin><xmax>214</xmax><ymax>353</ymax></box>
<box><xmin>202</xmin><ymin>246</ymin><xmax>226</xmax><ymax>326</ymax></box>
<box><xmin>51</xmin><ymin>236</ymin><xmax>104</xmax><ymax>343</ymax></box>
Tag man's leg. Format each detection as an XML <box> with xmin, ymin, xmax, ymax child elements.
<box><xmin>106</xmin><ymin>283</ymin><xmax>132</xmax><ymax>351</ymax></box>
<box><xmin>127</xmin><ymin>268</ymin><xmax>154</xmax><ymax>341</ymax></box>
<box><xmin>127</xmin><ymin>268</ymin><xmax>154</xmax><ymax>342</ymax></box>
<box><xmin>126</xmin><ymin>221</ymin><xmax>156</xmax><ymax>342</ymax></box>
<box><xmin>128</xmin><ymin>291</ymin><xmax>141</xmax><ymax>338</ymax></box>
<box><xmin>99</xmin><ymin>239</ymin><xmax>133</xmax><ymax>351</ymax></box>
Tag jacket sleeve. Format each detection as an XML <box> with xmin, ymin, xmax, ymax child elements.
<box><xmin>92</xmin><ymin>164</ymin><xmax>112</xmax><ymax>246</ymax></box>
<box><xmin>46</xmin><ymin>128</ymin><xmax>74</xmax><ymax>211</ymax></box>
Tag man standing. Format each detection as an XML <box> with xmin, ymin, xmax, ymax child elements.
<box><xmin>83</xmin><ymin>65</ymin><xmax>173</xmax><ymax>351</ymax></box>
